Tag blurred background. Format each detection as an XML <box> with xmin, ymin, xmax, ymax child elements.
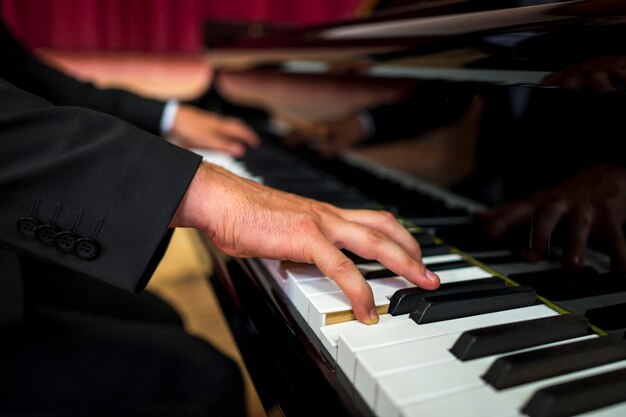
<box><xmin>2</xmin><ymin>0</ymin><xmax>361</xmax><ymax>53</ymax></box>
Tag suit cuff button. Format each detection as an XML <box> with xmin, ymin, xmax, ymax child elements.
<box><xmin>74</xmin><ymin>238</ymin><xmax>100</xmax><ymax>260</ymax></box>
<box><xmin>17</xmin><ymin>217</ymin><xmax>40</xmax><ymax>238</ymax></box>
<box><xmin>55</xmin><ymin>231</ymin><xmax>78</xmax><ymax>252</ymax></box>
<box><xmin>36</xmin><ymin>225</ymin><xmax>59</xmax><ymax>246</ymax></box>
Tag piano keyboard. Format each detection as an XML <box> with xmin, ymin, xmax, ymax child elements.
<box><xmin>192</xmin><ymin>140</ymin><xmax>626</xmax><ymax>417</ymax></box>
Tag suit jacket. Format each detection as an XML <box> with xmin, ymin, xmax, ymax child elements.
<box><xmin>0</xmin><ymin>22</ymin><xmax>203</xmax><ymax>330</ymax></box>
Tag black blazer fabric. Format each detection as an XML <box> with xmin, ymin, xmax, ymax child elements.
<box><xmin>0</xmin><ymin>22</ymin><xmax>202</xmax><ymax>330</ymax></box>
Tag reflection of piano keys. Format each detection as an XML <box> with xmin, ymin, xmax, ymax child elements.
<box><xmin>195</xmin><ymin>138</ymin><xmax>626</xmax><ymax>417</ymax></box>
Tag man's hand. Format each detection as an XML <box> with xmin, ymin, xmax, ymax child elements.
<box><xmin>542</xmin><ymin>56</ymin><xmax>626</xmax><ymax>92</ymax></box>
<box><xmin>481</xmin><ymin>164</ymin><xmax>626</xmax><ymax>270</ymax></box>
<box><xmin>171</xmin><ymin>162</ymin><xmax>440</xmax><ymax>324</ymax></box>
<box><xmin>171</xmin><ymin>105</ymin><xmax>260</xmax><ymax>157</ymax></box>
<box><xmin>285</xmin><ymin>114</ymin><xmax>367</xmax><ymax>157</ymax></box>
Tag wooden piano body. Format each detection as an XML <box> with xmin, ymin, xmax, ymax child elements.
<box><xmin>196</xmin><ymin>1</ymin><xmax>626</xmax><ymax>416</ymax></box>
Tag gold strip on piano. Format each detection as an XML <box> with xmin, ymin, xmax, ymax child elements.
<box><xmin>325</xmin><ymin>305</ymin><xmax>390</xmax><ymax>326</ymax></box>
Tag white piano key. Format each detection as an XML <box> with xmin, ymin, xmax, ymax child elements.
<box><xmin>308</xmin><ymin>283</ymin><xmax>414</xmax><ymax>338</ymax></box>
<box><xmin>288</xmin><ymin>278</ymin><xmax>340</xmax><ymax>319</ymax></box>
<box><xmin>320</xmin><ymin>315</ymin><xmax>396</xmax><ymax>360</ymax></box>
<box><xmin>399</xmin><ymin>359</ymin><xmax>626</xmax><ymax>417</ymax></box>
<box><xmin>437</xmin><ymin>266</ymin><xmax>494</xmax><ymax>283</ymax></box>
<box><xmin>375</xmin><ymin>335</ymin><xmax>594</xmax><ymax>417</ymax></box>
<box><xmin>357</xmin><ymin>253</ymin><xmax>464</xmax><ymax>272</ymax></box>
<box><xmin>354</xmin><ymin>333</ymin><xmax>459</xmax><ymax>408</ymax></box>
<box><xmin>336</xmin><ymin>305</ymin><xmax>557</xmax><ymax>382</ymax></box>
<box><xmin>358</xmin><ymin>262</ymin><xmax>385</xmax><ymax>272</ymax></box>
<box><xmin>276</xmin><ymin>254</ymin><xmax>483</xmax><ymax>327</ymax></box>
<box><xmin>259</xmin><ymin>258</ymin><xmax>289</xmax><ymax>288</ymax></box>
<box><xmin>285</xmin><ymin>264</ymin><xmax>326</xmax><ymax>282</ymax></box>
<box><xmin>290</xmin><ymin>276</ymin><xmax>415</xmax><ymax>322</ymax></box>
<box><xmin>423</xmin><ymin>253</ymin><xmax>464</xmax><ymax>265</ymax></box>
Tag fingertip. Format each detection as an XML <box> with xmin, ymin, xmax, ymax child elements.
<box><xmin>368</xmin><ymin>307</ymin><xmax>380</xmax><ymax>325</ymax></box>
<box><xmin>230</xmin><ymin>144</ymin><xmax>246</xmax><ymax>158</ymax></box>
<box><xmin>353</xmin><ymin>304</ymin><xmax>378</xmax><ymax>324</ymax></box>
<box><xmin>420</xmin><ymin>269</ymin><xmax>440</xmax><ymax>289</ymax></box>
<box><xmin>565</xmin><ymin>253</ymin><xmax>584</xmax><ymax>270</ymax></box>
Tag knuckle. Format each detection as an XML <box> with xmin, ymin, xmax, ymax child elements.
<box><xmin>293</xmin><ymin>214</ymin><xmax>319</xmax><ymax>234</ymax></box>
<box><xmin>365</xmin><ymin>228</ymin><xmax>386</xmax><ymax>244</ymax></box>
<box><xmin>378</xmin><ymin>210</ymin><xmax>397</xmax><ymax>223</ymax></box>
<box><xmin>333</xmin><ymin>258</ymin><xmax>356</xmax><ymax>276</ymax></box>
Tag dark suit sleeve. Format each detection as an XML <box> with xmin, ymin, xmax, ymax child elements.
<box><xmin>0</xmin><ymin>21</ymin><xmax>165</xmax><ymax>135</ymax></box>
<box><xmin>0</xmin><ymin>78</ymin><xmax>202</xmax><ymax>292</ymax></box>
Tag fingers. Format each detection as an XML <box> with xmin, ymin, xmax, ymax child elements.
<box><xmin>310</xmin><ymin>238</ymin><xmax>378</xmax><ymax>324</ymax></box>
<box><xmin>205</xmin><ymin>138</ymin><xmax>249</xmax><ymax>157</ymax></box>
<box><xmin>562</xmin><ymin>205</ymin><xmax>594</xmax><ymax>269</ymax></box>
<box><xmin>338</xmin><ymin>209</ymin><xmax>422</xmax><ymax>259</ymax></box>
<box><xmin>524</xmin><ymin>200</ymin><xmax>568</xmax><ymax>261</ymax></box>
<box><xmin>483</xmin><ymin>201</ymin><xmax>535</xmax><ymax>238</ymax></box>
<box><xmin>602</xmin><ymin>215</ymin><xmax>626</xmax><ymax>272</ymax></box>
<box><xmin>584</xmin><ymin>70</ymin><xmax>614</xmax><ymax>92</ymax></box>
<box><xmin>216</xmin><ymin>117</ymin><xmax>260</xmax><ymax>148</ymax></box>
<box><xmin>324</xmin><ymin>218</ymin><xmax>439</xmax><ymax>291</ymax></box>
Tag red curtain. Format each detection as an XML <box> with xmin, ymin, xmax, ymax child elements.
<box><xmin>1</xmin><ymin>0</ymin><xmax>361</xmax><ymax>53</ymax></box>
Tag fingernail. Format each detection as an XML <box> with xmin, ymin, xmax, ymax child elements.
<box><xmin>573</xmin><ymin>255</ymin><xmax>581</xmax><ymax>266</ymax></box>
<box><xmin>368</xmin><ymin>307</ymin><xmax>379</xmax><ymax>324</ymax></box>
<box><xmin>426</xmin><ymin>269</ymin><xmax>438</xmax><ymax>282</ymax></box>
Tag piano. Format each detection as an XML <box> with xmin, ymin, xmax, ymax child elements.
<box><xmin>195</xmin><ymin>1</ymin><xmax>626</xmax><ymax>416</ymax></box>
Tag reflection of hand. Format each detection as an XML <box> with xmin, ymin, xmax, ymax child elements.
<box><xmin>284</xmin><ymin>115</ymin><xmax>367</xmax><ymax>156</ymax></box>
<box><xmin>171</xmin><ymin>162</ymin><xmax>440</xmax><ymax>324</ymax></box>
<box><xmin>542</xmin><ymin>56</ymin><xmax>626</xmax><ymax>92</ymax></box>
<box><xmin>171</xmin><ymin>105</ymin><xmax>259</xmax><ymax>157</ymax></box>
<box><xmin>481</xmin><ymin>165</ymin><xmax>626</xmax><ymax>270</ymax></box>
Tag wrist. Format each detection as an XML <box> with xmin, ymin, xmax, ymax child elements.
<box><xmin>170</xmin><ymin>162</ymin><xmax>214</xmax><ymax>230</ymax></box>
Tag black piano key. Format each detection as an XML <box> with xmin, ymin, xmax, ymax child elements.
<box><xmin>388</xmin><ymin>277</ymin><xmax>505</xmax><ymax>316</ymax></box>
<box><xmin>342</xmin><ymin>250</ymin><xmax>370</xmax><ymax>265</ymax></box>
<box><xmin>411</xmin><ymin>232</ymin><xmax>437</xmax><ymax>248</ymax></box>
<box><xmin>421</xmin><ymin>244</ymin><xmax>453</xmax><ymax>257</ymax></box>
<box><xmin>511</xmin><ymin>269</ymin><xmax>626</xmax><ymax>302</ymax></box>
<box><xmin>471</xmin><ymin>252</ymin><xmax>526</xmax><ymax>265</ymax></box>
<box><xmin>522</xmin><ymin>367</ymin><xmax>626</xmax><ymax>417</ymax></box>
<box><xmin>483</xmin><ymin>335</ymin><xmax>626</xmax><ymax>390</ymax></box>
<box><xmin>427</xmin><ymin>260</ymin><xmax>472</xmax><ymax>272</ymax></box>
<box><xmin>585</xmin><ymin>303</ymin><xmax>626</xmax><ymax>332</ymax></box>
<box><xmin>403</xmin><ymin>207</ymin><xmax>469</xmax><ymax>218</ymax></box>
<box><xmin>434</xmin><ymin>221</ymin><xmax>531</xmax><ymax>253</ymax></box>
<box><xmin>362</xmin><ymin>268</ymin><xmax>397</xmax><ymax>280</ymax></box>
<box><xmin>410</xmin><ymin>285</ymin><xmax>536</xmax><ymax>325</ymax></box>
<box><xmin>450</xmin><ymin>314</ymin><xmax>589</xmax><ymax>361</ymax></box>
